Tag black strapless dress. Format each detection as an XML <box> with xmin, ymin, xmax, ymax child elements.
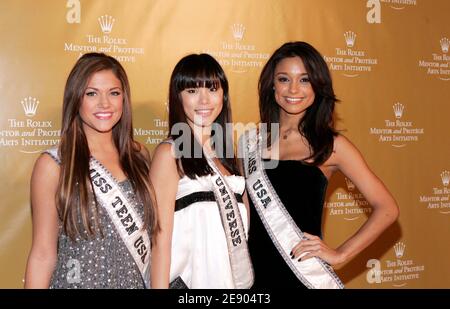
<box><xmin>248</xmin><ymin>160</ymin><xmax>328</xmax><ymax>288</ymax></box>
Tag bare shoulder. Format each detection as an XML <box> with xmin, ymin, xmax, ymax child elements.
<box><xmin>153</xmin><ymin>142</ymin><xmax>176</xmax><ymax>159</ymax></box>
<box><xmin>323</xmin><ymin>134</ymin><xmax>361</xmax><ymax>168</ymax></box>
<box><xmin>329</xmin><ymin>134</ymin><xmax>368</xmax><ymax>172</ymax></box>
<box><xmin>333</xmin><ymin>134</ymin><xmax>361</xmax><ymax>156</ymax></box>
<box><xmin>151</xmin><ymin>142</ymin><xmax>178</xmax><ymax>173</ymax></box>
<box><xmin>32</xmin><ymin>153</ymin><xmax>60</xmax><ymax>180</ymax></box>
<box><xmin>31</xmin><ymin>153</ymin><xmax>60</xmax><ymax>201</ymax></box>
<box><xmin>149</xmin><ymin>142</ymin><xmax>180</xmax><ymax>192</ymax></box>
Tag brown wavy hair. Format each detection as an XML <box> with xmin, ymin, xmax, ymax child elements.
<box><xmin>57</xmin><ymin>53</ymin><xmax>158</xmax><ymax>240</ymax></box>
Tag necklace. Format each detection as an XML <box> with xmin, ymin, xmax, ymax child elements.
<box><xmin>282</xmin><ymin>128</ymin><xmax>295</xmax><ymax>140</ymax></box>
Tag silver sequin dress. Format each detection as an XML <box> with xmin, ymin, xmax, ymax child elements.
<box><xmin>49</xmin><ymin>180</ymin><xmax>147</xmax><ymax>289</ymax></box>
<box><xmin>46</xmin><ymin>151</ymin><xmax>148</xmax><ymax>289</ymax></box>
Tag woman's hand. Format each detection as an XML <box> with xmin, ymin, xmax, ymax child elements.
<box><xmin>290</xmin><ymin>232</ymin><xmax>346</xmax><ymax>266</ymax></box>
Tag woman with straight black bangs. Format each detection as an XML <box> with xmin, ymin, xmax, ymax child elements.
<box><xmin>150</xmin><ymin>53</ymin><xmax>254</xmax><ymax>289</ymax></box>
<box><xmin>240</xmin><ymin>42</ymin><xmax>399</xmax><ymax>289</ymax></box>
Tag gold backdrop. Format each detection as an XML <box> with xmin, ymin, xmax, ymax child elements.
<box><xmin>0</xmin><ymin>0</ymin><xmax>449</xmax><ymax>288</ymax></box>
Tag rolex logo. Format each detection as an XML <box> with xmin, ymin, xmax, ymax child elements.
<box><xmin>440</xmin><ymin>37</ymin><xmax>449</xmax><ymax>53</ymax></box>
<box><xmin>21</xmin><ymin>96</ymin><xmax>39</xmax><ymax>117</ymax></box>
<box><xmin>344</xmin><ymin>31</ymin><xmax>356</xmax><ymax>48</ymax></box>
<box><xmin>98</xmin><ymin>15</ymin><xmax>115</xmax><ymax>34</ymax></box>
<box><xmin>441</xmin><ymin>170</ymin><xmax>450</xmax><ymax>187</ymax></box>
<box><xmin>394</xmin><ymin>242</ymin><xmax>406</xmax><ymax>258</ymax></box>
<box><xmin>345</xmin><ymin>177</ymin><xmax>355</xmax><ymax>191</ymax></box>
<box><xmin>393</xmin><ymin>102</ymin><xmax>404</xmax><ymax>119</ymax></box>
<box><xmin>231</xmin><ymin>23</ymin><xmax>245</xmax><ymax>41</ymax></box>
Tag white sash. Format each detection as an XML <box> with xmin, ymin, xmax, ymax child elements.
<box><xmin>46</xmin><ymin>148</ymin><xmax>151</xmax><ymax>288</ymax></box>
<box><xmin>241</xmin><ymin>130</ymin><xmax>344</xmax><ymax>289</ymax></box>
<box><xmin>205</xmin><ymin>156</ymin><xmax>254</xmax><ymax>289</ymax></box>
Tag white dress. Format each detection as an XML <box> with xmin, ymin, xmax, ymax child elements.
<box><xmin>169</xmin><ymin>173</ymin><xmax>249</xmax><ymax>289</ymax></box>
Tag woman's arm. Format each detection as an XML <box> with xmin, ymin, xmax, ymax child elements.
<box><xmin>149</xmin><ymin>143</ymin><xmax>179</xmax><ymax>288</ymax></box>
<box><xmin>332</xmin><ymin>135</ymin><xmax>399</xmax><ymax>263</ymax></box>
<box><xmin>24</xmin><ymin>154</ymin><xmax>60</xmax><ymax>288</ymax></box>
<box><xmin>292</xmin><ymin>135</ymin><xmax>399</xmax><ymax>265</ymax></box>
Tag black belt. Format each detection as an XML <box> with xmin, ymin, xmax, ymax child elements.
<box><xmin>175</xmin><ymin>191</ymin><xmax>244</xmax><ymax>212</ymax></box>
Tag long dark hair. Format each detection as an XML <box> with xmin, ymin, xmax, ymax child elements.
<box><xmin>168</xmin><ymin>53</ymin><xmax>239</xmax><ymax>178</ymax></box>
<box><xmin>259</xmin><ymin>41</ymin><xmax>338</xmax><ymax>165</ymax></box>
<box><xmin>57</xmin><ymin>52</ymin><xmax>158</xmax><ymax>240</ymax></box>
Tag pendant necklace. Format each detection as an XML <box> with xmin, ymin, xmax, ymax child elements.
<box><xmin>282</xmin><ymin>128</ymin><xmax>294</xmax><ymax>140</ymax></box>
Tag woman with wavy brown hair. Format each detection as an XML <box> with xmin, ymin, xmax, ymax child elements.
<box><xmin>24</xmin><ymin>53</ymin><xmax>157</xmax><ymax>288</ymax></box>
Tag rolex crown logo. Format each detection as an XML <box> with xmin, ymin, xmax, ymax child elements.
<box><xmin>231</xmin><ymin>23</ymin><xmax>245</xmax><ymax>41</ymax></box>
<box><xmin>441</xmin><ymin>170</ymin><xmax>450</xmax><ymax>187</ymax></box>
<box><xmin>345</xmin><ymin>177</ymin><xmax>355</xmax><ymax>191</ymax></box>
<box><xmin>98</xmin><ymin>15</ymin><xmax>115</xmax><ymax>34</ymax></box>
<box><xmin>393</xmin><ymin>102</ymin><xmax>404</xmax><ymax>119</ymax></box>
<box><xmin>440</xmin><ymin>37</ymin><xmax>449</xmax><ymax>53</ymax></box>
<box><xmin>344</xmin><ymin>31</ymin><xmax>356</xmax><ymax>48</ymax></box>
<box><xmin>394</xmin><ymin>242</ymin><xmax>406</xmax><ymax>258</ymax></box>
<box><xmin>21</xmin><ymin>96</ymin><xmax>39</xmax><ymax>118</ymax></box>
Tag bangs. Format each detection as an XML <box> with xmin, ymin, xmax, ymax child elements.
<box><xmin>175</xmin><ymin>73</ymin><xmax>222</xmax><ymax>91</ymax></box>
<box><xmin>173</xmin><ymin>54</ymin><xmax>225</xmax><ymax>92</ymax></box>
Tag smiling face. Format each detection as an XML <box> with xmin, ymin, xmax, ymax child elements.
<box><xmin>180</xmin><ymin>84</ymin><xmax>224</xmax><ymax>129</ymax></box>
<box><xmin>273</xmin><ymin>56</ymin><xmax>315</xmax><ymax>117</ymax></box>
<box><xmin>79</xmin><ymin>69</ymin><xmax>123</xmax><ymax>136</ymax></box>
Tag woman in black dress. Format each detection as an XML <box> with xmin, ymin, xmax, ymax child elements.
<box><xmin>243</xmin><ymin>42</ymin><xmax>399</xmax><ymax>288</ymax></box>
